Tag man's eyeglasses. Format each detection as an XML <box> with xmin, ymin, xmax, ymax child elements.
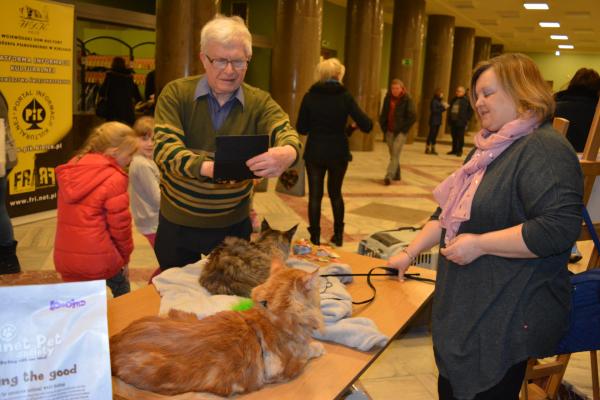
<box><xmin>205</xmin><ymin>55</ymin><xmax>249</xmax><ymax>70</ymax></box>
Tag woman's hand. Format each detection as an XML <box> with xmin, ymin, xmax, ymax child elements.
<box><xmin>387</xmin><ymin>251</ymin><xmax>412</xmax><ymax>279</ymax></box>
<box><xmin>440</xmin><ymin>233</ymin><xmax>484</xmax><ymax>265</ymax></box>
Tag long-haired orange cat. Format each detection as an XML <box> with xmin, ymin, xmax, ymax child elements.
<box><xmin>110</xmin><ymin>266</ymin><xmax>324</xmax><ymax>396</ymax></box>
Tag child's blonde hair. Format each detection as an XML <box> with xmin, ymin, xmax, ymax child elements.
<box><xmin>78</xmin><ymin>121</ymin><xmax>138</xmax><ymax>158</ymax></box>
<box><xmin>132</xmin><ymin>116</ymin><xmax>155</xmax><ymax>138</ymax></box>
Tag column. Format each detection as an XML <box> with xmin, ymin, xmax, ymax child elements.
<box><xmin>155</xmin><ymin>0</ymin><xmax>219</xmax><ymax>94</ymax></box>
<box><xmin>449</xmin><ymin>27</ymin><xmax>475</xmax><ymax>100</ymax></box>
<box><xmin>417</xmin><ymin>14</ymin><xmax>455</xmax><ymax>138</ymax></box>
<box><xmin>472</xmin><ymin>36</ymin><xmax>491</xmax><ymax>67</ymax></box>
<box><xmin>344</xmin><ymin>0</ymin><xmax>384</xmax><ymax>151</ymax></box>
<box><xmin>388</xmin><ymin>0</ymin><xmax>426</xmax><ymax>143</ymax></box>
<box><xmin>490</xmin><ymin>43</ymin><xmax>504</xmax><ymax>58</ymax></box>
<box><xmin>270</xmin><ymin>0</ymin><xmax>323</xmax><ymax>125</ymax></box>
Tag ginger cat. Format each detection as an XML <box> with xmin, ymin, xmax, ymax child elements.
<box><xmin>110</xmin><ymin>266</ymin><xmax>324</xmax><ymax>396</ymax></box>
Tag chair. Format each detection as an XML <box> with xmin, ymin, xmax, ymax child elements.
<box><xmin>521</xmin><ymin>355</ymin><xmax>572</xmax><ymax>400</ymax></box>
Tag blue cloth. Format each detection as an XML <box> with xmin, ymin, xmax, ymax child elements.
<box><xmin>194</xmin><ymin>77</ymin><xmax>245</xmax><ymax>130</ymax></box>
<box><xmin>0</xmin><ymin>176</ymin><xmax>14</xmax><ymax>245</ymax></box>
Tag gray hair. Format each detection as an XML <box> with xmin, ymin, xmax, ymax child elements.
<box><xmin>390</xmin><ymin>78</ymin><xmax>405</xmax><ymax>88</ymax></box>
<box><xmin>316</xmin><ymin>58</ymin><xmax>345</xmax><ymax>82</ymax></box>
<box><xmin>200</xmin><ymin>14</ymin><xmax>252</xmax><ymax>58</ymax></box>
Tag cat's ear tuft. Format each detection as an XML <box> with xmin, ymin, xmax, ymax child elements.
<box><xmin>261</xmin><ymin>219</ymin><xmax>271</xmax><ymax>232</ymax></box>
<box><xmin>303</xmin><ymin>268</ymin><xmax>321</xmax><ymax>290</ymax></box>
<box><xmin>285</xmin><ymin>224</ymin><xmax>299</xmax><ymax>241</ymax></box>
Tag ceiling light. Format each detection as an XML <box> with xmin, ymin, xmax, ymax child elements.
<box><xmin>524</xmin><ymin>3</ymin><xmax>549</xmax><ymax>10</ymax></box>
<box><xmin>558</xmin><ymin>44</ymin><xmax>574</xmax><ymax>49</ymax></box>
<box><xmin>555</xmin><ymin>50</ymin><xmax>561</xmax><ymax>56</ymax></box>
<box><xmin>539</xmin><ymin>22</ymin><xmax>560</xmax><ymax>28</ymax></box>
<box><xmin>550</xmin><ymin>35</ymin><xmax>569</xmax><ymax>40</ymax></box>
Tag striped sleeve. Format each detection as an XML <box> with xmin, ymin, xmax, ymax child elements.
<box><xmin>256</xmin><ymin>93</ymin><xmax>302</xmax><ymax>160</ymax></box>
<box><xmin>153</xmin><ymin>82</ymin><xmax>205</xmax><ymax>179</ymax></box>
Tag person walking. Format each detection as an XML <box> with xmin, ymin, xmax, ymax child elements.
<box><xmin>98</xmin><ymin>56</ymin><xmax>142</xmax><ymax>125</ymax></box>
<box><xmin>379</xmin><ymin>79</ymin><xmax>416</xmax><ymax>185</ymax></box>
<box><xmin>447</xmin><ymin>86</ymin><xmax>472</xmax><ymax>157</ymax></box>
<box><xmin>296</xmin><ymin>58</ymin><xmax>372</xmax><ymax>246</ymax></box>
<box><xmin>426</xmin><ymin>88</ymin><xmax>448</xmax><ymax>155</ymax></box>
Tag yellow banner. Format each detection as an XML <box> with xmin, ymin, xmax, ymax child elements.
<box><xmin>0</xmin><ymin>0</ymin><xmax>73</xmax><ymax>203</ymax></box>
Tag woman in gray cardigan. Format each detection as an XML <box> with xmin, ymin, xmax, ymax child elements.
<box><xmin>387</xmin><ymin>53</ymin><xmax>583</xmax><ymax>400</ymax></box>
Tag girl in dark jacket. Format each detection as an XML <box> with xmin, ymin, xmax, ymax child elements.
<box><xmin>297</xmin><ymin>58</ymin><xmax>373</xmax><ymax>246</ymax></box>
<box><xmin>99</xmin><ymin>57</ymin><xmax>142</xmax><ymax>126</ymax></box>
<box><xmin>426</xmin><ymin>88</ymin><xmax>448</xmax><ymax>155</ymax></box>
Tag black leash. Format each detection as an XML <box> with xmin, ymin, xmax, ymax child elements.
<box><xmin>320</xmin><ymin>266</ymin><xmax>436</xmax><ymax>305</ymax></box>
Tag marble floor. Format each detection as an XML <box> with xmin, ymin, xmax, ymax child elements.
<box><xmin>5</xmin><ymin>132</ymin><xmax>597</xmax><ymax>399</ymax></box>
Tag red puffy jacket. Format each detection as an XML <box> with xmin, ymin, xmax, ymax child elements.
<box><xmin>54</xmin><ymin>153</ymin><xmax>133</xmax><ymax>281</ymax></box>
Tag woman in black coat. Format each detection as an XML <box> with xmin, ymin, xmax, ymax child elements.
<box><xmin>99</xmin><ymin>56</ymin><xmax>142</xmax><ymax>126</ymax></box>
<box><xmin>555</xmin><ymin>67</ymin><xmax>600</xmax><ymax>152</ymax></box>
<box><xmin>296</xmin><ymin>58</ymin><xmax>373</xmax><ymax>246</ymax></box>
<box><xmin>426</xmin><ymin>88</ymin><xmax>448</xmax><ymax>155</ymax></box>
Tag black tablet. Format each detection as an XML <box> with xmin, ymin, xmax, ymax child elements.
<box><xmin>213</xmin><ymin>134</ymin><xmax>269</xmax><ymax>181</ymax></box>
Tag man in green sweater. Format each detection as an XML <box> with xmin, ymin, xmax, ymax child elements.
<box><xmin>153</xmin><ymin>15</ymin><xmax>301</xmax><ymax>269</ymax></box>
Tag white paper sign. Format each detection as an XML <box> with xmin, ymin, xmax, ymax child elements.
<box><xmin>0</xmin><ymin>280</ymin><xmax>112</xmax><ymax>399</ymax></box>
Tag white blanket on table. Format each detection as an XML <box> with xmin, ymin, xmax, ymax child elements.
<box><xmin>152</xmin><ymin>258</ymin><xmax>388</xmax><ymax>351</ymax></box>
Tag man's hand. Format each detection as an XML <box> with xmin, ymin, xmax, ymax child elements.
<box><xmin>440</xmin><ymin>233</ymin><xmax>483</xmax><ymax>265</ymax></box>
<box><xmin>200</xmin><ymin>160</ymin><xmax>214</xmax><ymax>178</ymax></box>
<box><xmin>246</xmin><ymin>145</ymin><xmax>297</xmax><ymax>178</ymax></box>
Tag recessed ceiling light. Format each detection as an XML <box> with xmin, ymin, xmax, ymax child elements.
<box><xmin>555</xmin><ymin>50</ymin><xmax>561</xmax><ymax>56</ymax></box>
<box><xmin>550</xmin><ymin>35</ymin><xmax>569</xmax><ymax>40</ymax></box>
<box><xmin>558</xmin><ymin>44</ymin><xmax>574</xmax><ymax>49</ymax></box>
<box><xmin>524</xmin><ymin>3</ymin><xmax>549</xmax><ymax>10</ymax></box>
<box><xmin>539</xmin><ymin>22</ymin><xmax>561</xmax><ymax>28</ymax></box>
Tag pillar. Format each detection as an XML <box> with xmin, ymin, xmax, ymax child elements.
<box><xmin>473</xmin><ymin>36</ymin><xmax>491</xmax><ymax>67</ymax></box>
<box><xmin>270</xmin><ymin>0</ymin><xmax>323</xmax><ymax>125</ymax></box>
<box><xmin>155</xmin><ymin>0</ymin><xmax>219</xmax><ymax>95</ymax></box>
<box><xmin>344</xmin><ymin>0</ymin><xmax>384</xmax><ymax>151</ymax></box>
<box><xmin>449</xmin><ymin>27</ymin><xmax>475</xmax><ymax>100</ymax></box>
<box><xmin>490</xmin><ymin>43</ymin><xmax>504</xmax><ymax>58</ymax></box>
<box><xmin>388</xmin><ymin>0</ymin><xmax>426</xmax><ymax>143</ymax></box>
<box><xmin>417</xmin><ymin>15</ymin><xmax>455</xmax><ymax>138</ymax></box>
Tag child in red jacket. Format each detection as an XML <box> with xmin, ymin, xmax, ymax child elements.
<box><xmin>54</xmin><ymin>121</ymin><xmax>138</xmax><ymax>297</ymax></box>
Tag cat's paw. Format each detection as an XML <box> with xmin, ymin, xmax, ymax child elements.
<box><xmin>309</xmin><ymin>341</ymin><xmax>325</xmax><ymax>358</ymax></box>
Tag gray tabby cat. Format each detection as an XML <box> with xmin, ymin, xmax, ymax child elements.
<box><xmin>199</xmin><ymin>220</ymin><xmax>298</xmax><ymax>297</ymax></box>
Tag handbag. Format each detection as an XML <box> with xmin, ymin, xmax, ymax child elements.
<box><xmin>95</xmin><ymin>94</ymin><xmax>108</xmax><ymax>118</ymax></box>
<box><xmin>555</xmin><ymin>207</ymin><xmax>600</xmax><ymax>354</ymax></box>
<box><xmin>275</xmin><ymin>159</ymin><xmax>305</xmax><ymax>197</ymax></box>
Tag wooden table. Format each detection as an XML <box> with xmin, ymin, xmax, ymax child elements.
<box><xmin>108</xmin><ymin>252</ymin><xmax>436</xmax><ymax>399</ymax></box>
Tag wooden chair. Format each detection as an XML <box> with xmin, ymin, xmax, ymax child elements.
<box><xmin>521</xmin><ymin>111</ymin><xmax>600</xmax><ymax>400</ymax></box>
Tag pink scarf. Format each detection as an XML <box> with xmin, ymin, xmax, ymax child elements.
<box><xmin>433</xmin><ymin>117</ymin><xmax>539</xmax><ymax>243</ymax></box>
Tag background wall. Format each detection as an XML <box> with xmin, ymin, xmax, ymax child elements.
<box><xmin>527</xmin><ymin>52</ymin><xmax>600</xmax><ymax>91</ymax></box>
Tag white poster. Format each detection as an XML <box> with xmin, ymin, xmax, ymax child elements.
<box><xmin>0</xmin><ymin>281</ymin><xmax>112</xmax><ymax>399</ymax></box>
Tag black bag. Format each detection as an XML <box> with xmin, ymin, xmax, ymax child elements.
<box><xmin>555</xmin><ymin>269</ymin><xmax>600</xmax><ymax>354</ymax></box>
<box><xmin>95</xmin><ymin>95</ymin><xmax>108</xmax><ymax>118</ymax></box>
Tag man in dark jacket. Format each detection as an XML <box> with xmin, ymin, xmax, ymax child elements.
<box><xmin>447</xmin><ymin>86</ymin><xmax>473</xmax><ymax>157</ymax></box>
<box><xmin>379</xmin><ymin>79</ymin><xmax>416</xmax><ymax>185</ymax></box>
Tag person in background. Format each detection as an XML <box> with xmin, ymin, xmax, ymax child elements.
<box><xmin>426</xmin><ymin>88</ymin><xmax>448</xmax><ymax>155</ymax></box>
<box><xmin>387</xmin><ymin>53</ymin><xmax>583</xmax><ymax>400</ymax></box>
<box><xmin>99</xmin><ymin>56</ymin><xmax>142</xmax><ymax>125</ymax></box>
<box><xmin>130</xmin><ymin>116</ymin><xmax>160</xmax><ymax>247</ymax></box>
<box><xmin>0</xmin><ymin>92</ymin><xmax>20</xmax><ymax>274</ymax></box>
<box><xmin>555</xmin><ymin>67</ymin><xmax>600</xmax><ymax>152</ymax></box>
<box><xmin>54</xmin><ymin>122</ymin><xmax>138</xmax><ymax>297</ymax></box>
<box><xmin>379</xmin><ymin>78</ymin><xmax>416</xmax><ymax>185</ymax></box>
<box><xmin>153</xmin><ymin>15</ymin><xmax>301</xmax><ymax>270</ymax></box>
<box><xmin>447</xmin><ymin>86</ymin><xmax>473</xmax><ymax>157</ymax></box>
<box><xmin>296</xmin><ymin>58</ymin><xmax>372</xmax><ymax>246</ymax></box>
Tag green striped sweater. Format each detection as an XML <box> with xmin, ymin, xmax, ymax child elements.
<box><xmin>154</xmin><ymin>75</ymin><xmax>301</xmax><ymax>228</ymax></box>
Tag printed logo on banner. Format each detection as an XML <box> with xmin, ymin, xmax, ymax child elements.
<box><xmin>18</xmin><ymin>5</ymin><xmax>49</xmax><ymax>33</ymax></box>
<box><xmin>0</xmin><ymin>323</ymin><xmax>18</xmax><ymax>342</ymax></box>
<box><xmin>11</xmin><ymin>90</ymin><xmax>54</xmax><ymax>141</ymax></box>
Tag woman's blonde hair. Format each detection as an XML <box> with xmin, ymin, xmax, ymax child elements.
<box><xmin>78</xmin><ymin>121</ymin><xmax>138</xmax><ymax>158</ymax></box>
<box><xmin>201</xmin><ymin>14</ymin><xmax>252</xmax><ymax>58</ymax></box>
<box><xmin>133</xmin><ymin>116</ymin><xmax>155</xmax><ymax>138</ymax></box>
<box><xmin>316</xmin><ymin>58</ymin><xmax>345</xmax><ymax>83</ymax></box>
<box><xmin>470</xmin><ymin>53</ymin><xmax>555</xmax><ymax>123</ymax></box>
